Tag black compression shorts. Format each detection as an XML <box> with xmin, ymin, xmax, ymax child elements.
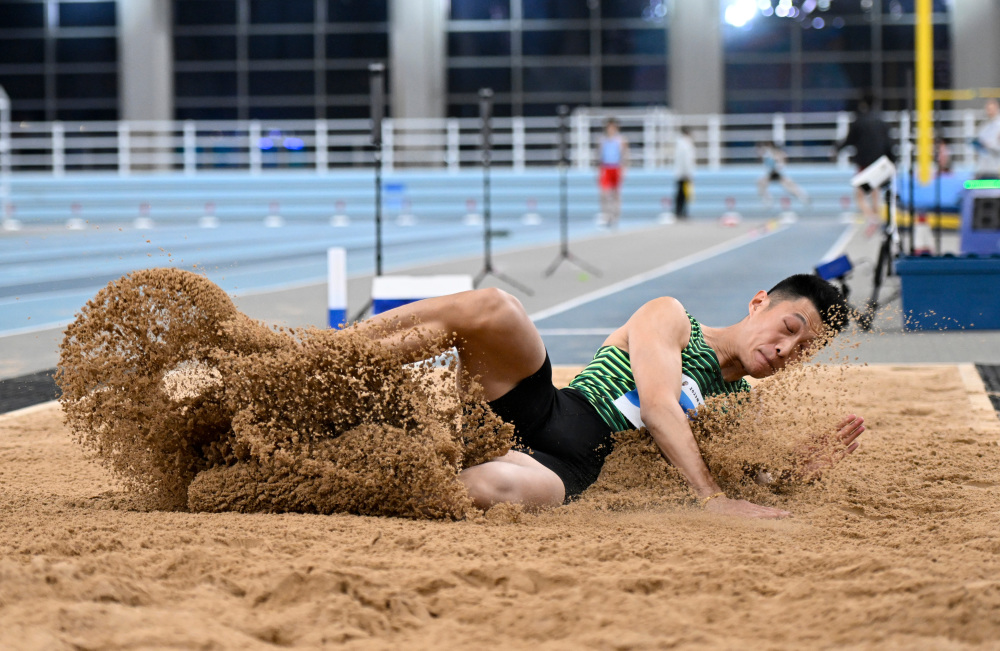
<box><xmin>487</xmin><ymin>354</ymin><xmax>615</xmax><ymax>500</ymax></box>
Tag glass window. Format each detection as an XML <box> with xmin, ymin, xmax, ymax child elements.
<box><xmin>602</xmin><ymin>65</ymin><xmax>666</xmax><ymax>92</ymax></box>
<box><xmin>0</xmin><ymin>38</ymin><xmax>45</xmax><ymax>65</ymax></box>
<box><xmin>326</xmin><ymin>33</ymin><xmax>388</xmax><ymax>58</ymax></box>
<box><xmin>523</xmin><ymin>30</ymin><xmax>589</xmax><ymax>56</ymax></box>
<box><xmin>602</xmin><ymin>29</ymin><xmax>666</xmax><ymax>56</ymax></box>
<box><xmin>250</xmin><ymin>0</ymin><xmax>314</xmax><ymax>24</ymax></box>
<box><xmin>881</xmin><ymin>0</ymin><xmax>951</xmax><ymax>13</ymax></box>
<box><xmin>174</xmin><ymin>1</ymin><xmax>237</xmax><ymax>26</ymax></box>
<box><xmin>523</xmin><ymin>66</ymin><xmax>589</xmax><ymax>92</ymax></box>
<box><xmin>522</xmin><ymin>102</ymin><xmax>576</xmax><ymax>116</ymax></box>
<box><xmin>250</xmin><ymin>105</ymin><xmax>315</xmax><ymax>119</ymax></box>
<box><xmin>725</xmin><ymin>62</ymin><xmax>791</xmax><ymax>90</ymax></box>
<box><xmin>0</xmin><ymin>74</ymin><xmax>45</xmax><ymax>99</ymax></box>
<box><xmin>0</xmin><ymin>3</ymin><xmax>44</xmax><ymax>28</ymax></box>
<box><xmin>327</xmin><ymin>0</ymin><xmax>388</xmax><ymax>22</ymax></box>
<box><xmin>725</xmin><ymin>98</ymin><xmax>794</xmax><ymax>114</ymax></box>
<box><xmin>249</xmin><ymin>34</ymin><xmax>314</xmax><ymax>60</ymax></box>
<box><xmin>326</xmin><ymin>105</ymin><xmax>369</xmax><ymax>119</ymax></box>
<box><xmin>450</xmin><ymin>0</ymin><xmax>510</xmax><ymax>21</ymax></box>
<box><xmin>449</xmin><ymin>67</ymin><xmax>511</xmax><ymax>93</ymax></box>
<box><xmin>174</xmin><ymin>36</ymin><xmax>237</xmax><ymax>61</ymax></box>
<box><xmin>57</xmin><ymin>108</ymin><xmax>117</xmax><ymax>121</ymax></box>
<box><xmin>326</xmin><ymin>69</ymin><xmax>370</xmax><ymax>94</ymax></box>
<box><xmin>249</xmin><ymin>70</ymin><xmax>315</xmax><ymax>95</ymax></box>
<box><xmin>176</xmin><ymin>107</ymin><xmax>238</xmax><ymax>120</ymax></box>
<box><xmin>175</xmin><ymin>71</ymin><xmax>238</xmax><ymax>97</ymax></box>
<box><xmin>523</xmin><ymin>0</ymin><xmax>589</xmax><ymax>20</ymax></box>
<box><xmin>602</xmin><ymin>0</ymin><xmax>667</xmax><ymax>21</ymax></box>
<box><xmin>802</xmin><ymin>62</ymin><xmax>871</xmax><ymax>90</ymax></box>
<box><xmin>881</xmin><ymin>25</ymin><xmax>914</xmax><ymax>50</ymax></box>
<box><xmin>59</xmin><ymin>2</ymin><xmax>116</xmax><ymax>27</ymax></box>
<box><xmin>449</xmin><ymin>31</ymin><xmax>512</xmax><ymax>57</ymax></box>
<box><xmin>56</xmin><ymin>72</ymin><xmax>117</xmax><ymax>98</ymax></box>
<box><xmin>56</xmin><ymin>37</ymin><xmax>117</xmax><ymax>63</ymax></box>
<box><xmin>723</xmin><ymin>19</ymin><xmax>792</xmax><ymax>54</ymax></box>
<box><xmin>802</xmin><ymin>24</ymin><xmax>871</xmax><ymax>51</ymax></box>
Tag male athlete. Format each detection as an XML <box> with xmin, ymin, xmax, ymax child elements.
<box><xmin>352</xmin><ymin>274</ymin><xmax>864</xmax><ymax>519</ymax></box>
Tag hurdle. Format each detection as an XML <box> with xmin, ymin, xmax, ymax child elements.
<box><xmin>134</xmin><ymin>202</ymin><xmax>154</xmax><ymax>230</ymax></box>
<box><xmin>327</xmin><ymin>247</ymin><xmax>347</xmax><ymax>328</ymax></box>
<box><xmin>2</xmin><ymin>203</ymin><xmax>20</xmax><ymax>231</ymax></box>
<box><xmin>200</xmin><ymin>202</ymin><xmax>219</xmax><ymax>228</ymax></box>
<box><xmin>264</xmin><ymin>201</ymin><xmax>284</xmax><ymax>228</ymax></box>
<box><xmin>371</xmin><ymin>275</ymin><xmax>473</xmax><ymax>315</ymax></box>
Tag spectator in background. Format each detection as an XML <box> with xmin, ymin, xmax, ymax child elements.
<box><xmin>973</xmin><ymin>98</ymin><xmax>1000</xmax><ymax>180</ymax></box>
<box><xmin>674</xmin><ymin>127</ymin><xmax>696</xmax><ymax>220</ymax></box>
<box><xmin>834</xmin><ymin>93</ymin><xmax>895</xmax><ymax>236</ymax></box>
<box><xmin>597</xmin><ymin>118</ymin><xmax>630</xmax><ymax>228</ymax></box>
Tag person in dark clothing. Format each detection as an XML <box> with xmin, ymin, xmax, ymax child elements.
<box><xmin>834</xmin><ymin>94</ymin><xmax>895</xmax><ymax>235</ymax></box>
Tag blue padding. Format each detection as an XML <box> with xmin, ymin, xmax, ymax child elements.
<box><xmin>815</xmin><ymin>254</ymin><xmax>853</xmax><ymax>280</ymax></box>
<box><xmin>373</xmin><ymin>298</ymin><xmax>419</xmax><ymax>314</ymax></box>
<box><xmin>328</xmin><ymin>308</ymin><xmax>347</xmax><ymax>329</ymax></box>
<box><xmin>896</xmin><ymin>172</ymin><xmax>970</xmax><ymax>213</ymax></box>
<box><xmin>896</xmin><ymin>255</ymin><xmax>1000</xmax><ymax>330</ymax></box>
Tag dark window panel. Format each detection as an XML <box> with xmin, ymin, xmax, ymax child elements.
<box><xmin>602</xmin><ymin>64</ymin><xmax>666</xmax><ymax>92</ymax></box>
<box><xmin>250</xmin><ymin>0</ymin><xmax>314</xmax><ymax>23</ymax></box>
<box><xmin>10</xmin><ymin>108</ymin><xmax>45</xmax><ymax>121</ymax></box>
<box><xmin>0</xmin><ymin>38</ymin><xmax>45</xmax><ymax>65</ymax></box>
<box><xmin>0</xmin><ymin>3</ymin><xmax>44</xmax><ymax>28</ymax></box>
<box><xmin>522</xmin><ymin>30</ymin><xmax>588</xmax><ymax>56</ymax></box>
<box><xmin>881</xmin><ymin>0</ymin><xmax>951</xmax><ymax>13</ymax></box>
<box><xmin>175</xmin><ymin>106</ymin><xmax>238</xmax><ymax>119</ymax></box>
<box><xmin>523</xmin><ymin>0</ymin><xmax>588</xmax><ymax>20</ymax></box>
<box><xmin>725</xmin><ymin>98</ymin><xmax>793</xmax><ymax>114</ymax></box>
<box><xmin>803</xmin><ymin>62</ymin><xmax>871</xmax><ymax>90</ymax></box>
<box><xmin>325</xmin><ymin>33</ymin><xmax>388</xmax><ymax>58</ymax></box>
<box><xmin>56</xmin><ymin>72</ymin><xmax>117</xmax><ymax>98</ymax></box>
<box><xmin>448</xmin><ymin>101</ymin><xmax>510</xmax><ymax>117</ymax></box>
<box><xmin>0</xmin><ymin>74</ymin><xmax>45</xmax><ymax>99</ymax></box>
<box><xmin>56</xmin><ymin>107</ymin><xmax>117</xmax><ymax>120</ymax></box>
<box><xmin>56</xmin><ymin>37</ymin><xmax>117</xmax><ymax>63</ymax></box>
<box><xmin>175</xmin><ymin>71</ymin><xmax>238</xmax><ymax>96</ymax></box>
<box><xmin>881</xmin><ymin>24</ymin><xmax>950</xmax><ymax>51</ymax></box>
<box><xmin>725</xmin><ymin>63</ymin><xmax>791</xmax><ymax>90</ymax></box>
<box><xmin>723</xmin><ymin>17</ymin><xmax>791</xmax><ymax>54</ymax></box>
<box><xmin>174</xmin><ymin>0</ymin><xmax>237</xmax><ymax>26</ymax></box>
<box><xmin>325</xmin><ymin>104</ymin><xmax>369</xmax><ymax>118</ymax></box>
<box><xmin>59</xmin><ymin>2</ymin><xmax>116</xmax><ymax>27</ymax></box>
<box><xmin>448</xmin><ymin>67</ymin><xmax>511</xmax><ymax>93</ymax></box>
<box><xmin>523</xmin><ymin>66</ymin><xmax>589</xmax><ymax>92</ymax></box>
<box><xmin>249</xmin><ymin>34</ymin><xmax>314</xmax><ymax>59</ymax></box>
<box><xmin>448</xmin><ymin>31</ymin><xmax>511</xmax><ymax>57</ymax></box>
<box><xmin>602</xmin><ymin>29</ymin><xmax>666</xmax><ymax>56</ymax></box>
<box><xmin>802</xmin><ymin>24</ymin><xmax>871</xmax><ymax>51</ymax></box>
<box><xmin>601</xmin><ymin>0</ymin><xmax>665</xmax><ymax>21</ymax></box>
<box><xmin>449</xmin><ymin>0</ymin><xmax>510</xmax><ymax>20</ymax></box>
<box><xmin>327</xmin><ymin>0</ymin><xmax>387</xmax><ymax>22</ymax></box>
<box><xmin>174</xmin><ymin>35</ymin><xmax>237</xmax><ymax>61</ymax></box>
<box><xmin>249</xmin><ymin>69</ymin><xmax>314</xmax><ymax>95</ymax></box>
<box><xmin>249</xmin><ymin>105</ymin><xmax>315</xmax><ymax>119</ymax></box>
<box><xmin>801</xmin><ymin>97</ymin><xmax>854</xmax><ymax>112</ymax></box>
<box><xmin>522</xmin><ymin>102</ymin><xmax>570</xmax><ymax>116</ymax></box>
<box><xmin>326</xmin><ymin>69</ymin><xmax>369</xmax><ymax>94</ymax></box>
<box><xmin>814</xmin><ymin>0</ymin><xmax>867</xmax><ymax>14</ymax></box>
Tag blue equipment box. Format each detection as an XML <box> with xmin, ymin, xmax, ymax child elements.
<box><xmin>896</xmin><ymin>255</ymin><xmax>1000</xmax><ymax>330</ymax></box>
<box><xmin>960</xmin><ymin>189</ymin><xmax>1000</xmax><ymax>255</ymax></box>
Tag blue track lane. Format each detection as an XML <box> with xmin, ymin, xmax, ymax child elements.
<box><xmin>534</xmin><ymin>221</ymin><xmax>851</xmax><ymax>364</ymax></box>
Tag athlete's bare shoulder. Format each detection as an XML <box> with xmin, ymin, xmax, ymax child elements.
<box><xmin>614</xmin><ymin>297</ymin><xmax>692</xmax><ymax>354</ymax></box>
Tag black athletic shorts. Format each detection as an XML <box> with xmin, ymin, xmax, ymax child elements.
<box><xmin>487</xmin><ymin>354</ymin><xmax>616</xmax><ymax>501</ymax></box>
<box><xmin>768</xmin><ymin>170</ymin><xmax>783</xmax><ymax>182</ymax></box>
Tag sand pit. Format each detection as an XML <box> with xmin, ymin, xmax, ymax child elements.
<box><xmin>2</xmin><ymin>361</ymin><xmax>999</xmax><ymax>649</ymax></box>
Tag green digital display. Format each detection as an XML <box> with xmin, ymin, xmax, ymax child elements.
<box><xmin>964</xmin><ymin>179</ymin><xmax>1000</xmax><ymax>190</ymax></box>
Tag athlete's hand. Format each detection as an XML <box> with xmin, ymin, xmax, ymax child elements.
<box><xmin>703</xmin><ymin>497</ymin><xmax>791</xmax><ymax>519</ymax></box>
<box><xmin>797</xmin><ymin>413</ymin><xmax>865</xmax><ymax>481</ymax></box>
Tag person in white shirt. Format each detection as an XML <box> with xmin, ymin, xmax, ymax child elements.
<box><xmin>973</xmin><ymin>98</ymin><xmax>1000</xmax><ymax>180</ymax></box>
<box><xmin>674</xmin><ymin>127</ymin><xmax>696</xmax><ymax>219</ymax></box>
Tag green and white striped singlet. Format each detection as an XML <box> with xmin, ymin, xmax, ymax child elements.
<box><xmin>567</xmin><ymin>312</ymin><xmax>750</xmax><ymax>431</ymax></box>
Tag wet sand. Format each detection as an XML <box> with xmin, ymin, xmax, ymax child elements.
<box><xmin>2</xmin><ymin>363</ymin><xmax>999</xmax><ymax>650</ymax></box>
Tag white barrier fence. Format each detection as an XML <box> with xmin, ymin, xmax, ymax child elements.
<box><xmin>0</xmin><ymin>106</ymin><xmax>987</xmax><ymax>177</ymax></box>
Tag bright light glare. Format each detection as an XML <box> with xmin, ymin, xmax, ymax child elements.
<box><xmin>724</xmin><ymin>0</ymin><xmax>758</xmax><ymax>27</ymax></box>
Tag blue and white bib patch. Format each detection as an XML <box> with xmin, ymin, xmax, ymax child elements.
<box><xmin>611</xmin><ymin>373</ymin><xmax>706</xmax><ymax>428</ymax></box>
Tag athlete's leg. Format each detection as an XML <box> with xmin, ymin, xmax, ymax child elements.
<box><xmin>609</xmin><ymin>186</ymin><xmax>622</xmax><ymax>227</ymax></box>
<box><xmin>350</xmin><ymin>288</ymin><xmax>546</xmax><ymax>401</ymax></box>
<box><xmin>675</xmin><ymin>179</ymin><xmax>687</xmax><ymax>218</ymax></box>
<box><xmin>757</xmin><ymin>175</ymin><xmax>773</xmax><ymax>207</ymax></box>
<box><xmin>780</xmin><ymin>176</ymin><xmax>808</xmax><ymax>204</ymax></box>
<box><xmin>459</xmin><ymin>450</ymin><xmax>565</xmax><ymax>509</ymax></box>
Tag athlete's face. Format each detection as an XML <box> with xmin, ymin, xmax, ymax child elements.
<box><xmin>742</xmin><ymin>291</ymin><xmax>825</xmax><ymax>378</ymax></box>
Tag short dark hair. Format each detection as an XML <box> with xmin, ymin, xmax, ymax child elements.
<box><xmin>768</xmin><ymin>274</ymin><xmax>850</xmax><ymax>333</ymax></box>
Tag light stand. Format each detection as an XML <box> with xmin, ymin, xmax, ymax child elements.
<box><xmin>544</xmin><ymin>104</ymin><xmax>601</xmax><ymax>278</ymax></box>
<box><xmin>472</xmin><ymin>88</ymin><xmax>533</xmax><ymax>295</ymax></box>
<box><xmin>351</xmin><ymin>62</ymin><xmax>386</xmax><ymax>322</ymax></box>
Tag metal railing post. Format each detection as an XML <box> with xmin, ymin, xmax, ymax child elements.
<box><xmin>315</xmin><ymin>119</ymin><xmax>328</xmax><ymax>174</ymax></box>
<box><xmin>249</xmin><ymin>120</ymin><xmax>262</xmax><ymax>174</ymax></box>
<box><xmin>962</xmin><ymin>108</ymin><xmax>976</xmax><ymax>169</ymax></box>
<box><xmin>643</xmin><ymin>114</ymin><xmax>655</xmax><ymax>169</ymax></box>
<box><xmin>0</xmin><ymin>86</ymin><xmax>9</xmax><ymax>212</ymax></box>
<box><xmin>53</xmin><ymin>121</ymin><xmax>65</xmax><ymax>176</ymax></box>
<box><xmin>707</xmin><ymin>115</ymin><xmax>721</xmax><ymax>170</ymax></box>
<box><xmin>118</xmin><ymin>122</ymin><xmax>130</xmax><ymax>176</ymax></box>
<box><xmin>446</xmin><ymin>118</ymin><xmax>459</xmax><ymax>172</ymax></box>
<box><xmin>512</xmin><ymin>116</ymin><xmax>525</xmax><ymax>171</ymax></box>
<box><xmin>900</xmin><ymin>111</ymin><xmax>912</xmax><ymax>173</ymax></box>
<box><xmin>835</xmin><ymin>111</ymin><xmax>850</xmax><ymax>169</ymax></box>
<box><xmin>573</xmin><ymin>111</ymin><xmax>588</xmax><ymax>171</ymax></box>
<box><xmin>183</xmin><ymin>120</ymin><xmax>196</xmax><ymax>175</ymax></box>
<box><xmin>381</xmin><ymin>119</ymin><xmax>394</xmax><ymax>172</ymax></box>
<box><xmin>772</xmin><ymin>113</ymin><xmax>785</xmax><ymax>146</ymax></box>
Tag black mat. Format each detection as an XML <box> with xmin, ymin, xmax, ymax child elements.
<box><xmin>976</xmin><ymin>364</ymin><xmax>1000</xmax><ymax>416</ymax></box>
<box><xmin>0</xmin><ymin>369</ymin><xmax>60</xmax><ymax>415</ymax></box>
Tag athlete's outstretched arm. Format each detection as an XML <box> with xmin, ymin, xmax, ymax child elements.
<box><xmin>626</xmin><ymin>298</ymin><xmax>791</xmax><ymax>519</ymax></box>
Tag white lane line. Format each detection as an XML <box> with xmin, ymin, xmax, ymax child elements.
<box><xmin>818</xmin><ymin>224</ymin><xmax>858</xmax><ymax>264</ymax></box>
<box><xmin>528</xmin><ymin>224</ymin><xmax>789</xmax><ymax>322</ymax></box>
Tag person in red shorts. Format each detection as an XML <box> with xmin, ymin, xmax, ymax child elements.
<box><xmin>597</xmin><ymin>118</ymin><xmax>630</xmax><ymax>228</ymax></box>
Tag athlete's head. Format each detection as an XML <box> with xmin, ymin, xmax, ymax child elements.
<box><xmin>738</xmin><ymin>275</ymin><xmax>850</xmax><ymax>378</ymax></box>
<box><xmin>605</xmin><ymin>118</ymin><xmax>619</xmax><ymax>134</ymax></box>
<box><xmin>986</xmin><ymin>98</ymin><xmax>999</xmax><ymax>120</ymax></box>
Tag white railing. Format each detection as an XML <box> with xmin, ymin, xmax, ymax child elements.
<box><xmin>0</xmin><ymin>107</ymin><xmax>988</xmax><ymax>176</ymax></box>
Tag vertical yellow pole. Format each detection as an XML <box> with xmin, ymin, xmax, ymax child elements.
<box><xmin>915</xmin><ymin>0</ymin><xmax>933</xmax><ymax>184</ymax></box>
